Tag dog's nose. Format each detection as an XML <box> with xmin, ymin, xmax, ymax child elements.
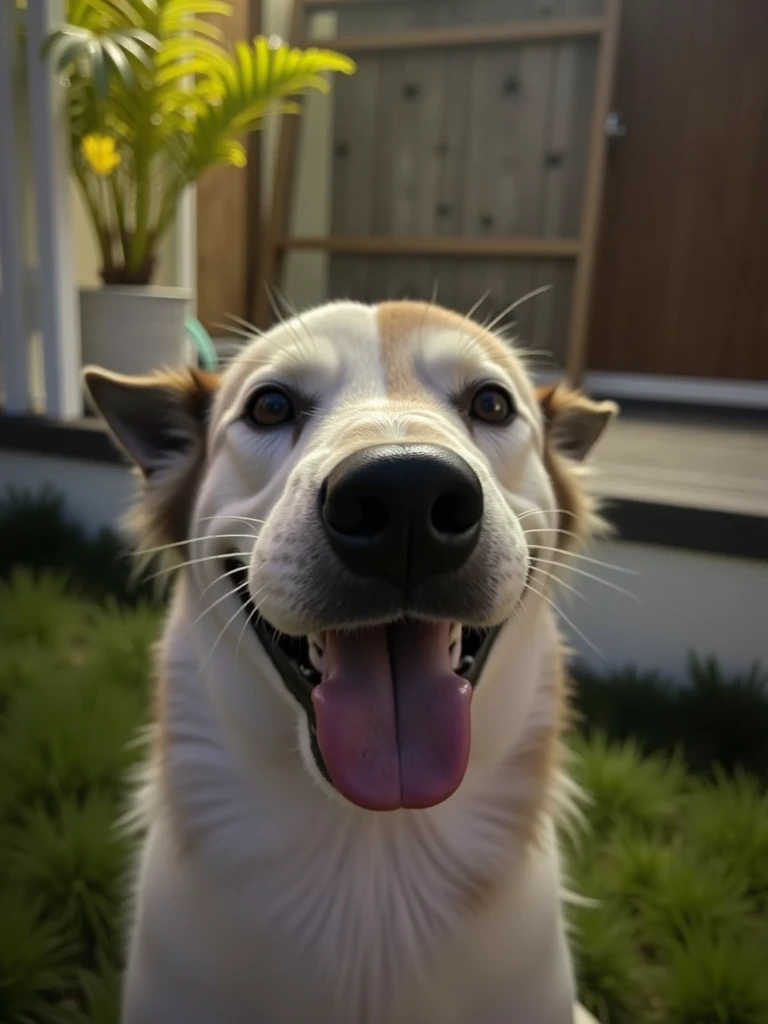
<box><xmin>321</xmin><ymin>443</ymin><xmax>483</xmax><ymax>589</ymax></box>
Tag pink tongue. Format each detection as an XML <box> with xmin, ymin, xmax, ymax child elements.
<box><xmin>311</xmin><ymin>622</ymin><xmax>472</xmax><ymax>811</ymax></box>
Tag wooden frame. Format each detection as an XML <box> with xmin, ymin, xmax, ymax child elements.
<box><xmin>564</xmin><ymin>0</ymin><xmax>622</xmax><ymax>384</ymax></box>
<box><xmin>277</xmin><ymin>236</ymin><xmax>582</xmax><ymax>258</ymax></box>
<box><xmin>327</xmin><ymin>18</ymin><xmax>605</xmax><ymax>54</ymax></box>
<box><xmin>257</xmin><ymin>0</ymin><xmax>623</xmax><ymax>386</ymax></box>
<box><xmin>197</xmin><ymin>0</ymin><xmax>262</xmax><ymax>333</ymax></box>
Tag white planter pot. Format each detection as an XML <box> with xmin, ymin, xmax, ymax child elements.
<box><xmin>79</xmin><ymin>286</ymin><xmax>193</xmax><ymax>376</ymax></box>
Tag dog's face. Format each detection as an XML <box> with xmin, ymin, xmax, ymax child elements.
<box><xmin>86</xmin><ymin>301</ymin><xmax>615</xmax><ymax>813</ymax></box>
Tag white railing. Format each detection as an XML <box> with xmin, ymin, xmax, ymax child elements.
<box><xmin>0</xmin><ymin>0</ymin><xmax>82</xmax><ymax>419</ymax></box>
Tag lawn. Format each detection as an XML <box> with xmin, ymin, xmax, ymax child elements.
<box><xmin>1</xmin><ymin>489</ymin><xmax>768</xmax><ymax>1023</ymax></box>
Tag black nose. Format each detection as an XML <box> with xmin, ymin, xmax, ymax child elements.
<box><xmin>320</xmin><ymin>443</ymin><xmax>483</xmax><ymax>589</ymax></box>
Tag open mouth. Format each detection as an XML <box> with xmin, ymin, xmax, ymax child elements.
<box><xmin>223</xmin><ymin>557</ymin><xmax>501</xmax><ymax>811</ymax></box>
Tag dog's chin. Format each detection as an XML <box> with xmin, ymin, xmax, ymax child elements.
<box><xmin>223</xmin><ymin>556</ymin><xmax>508</xmax><ymax>813</ymax></box>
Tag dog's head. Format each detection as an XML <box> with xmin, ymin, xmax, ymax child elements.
<box><xmin>86</xmin><ymin>301</ymin><xmax>615</xmax><ymax>812</ymax></box>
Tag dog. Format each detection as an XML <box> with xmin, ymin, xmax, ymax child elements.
<box><xmin>85</xmin><ymin>300</ymin><xmax>615</xmax><ymax>1024</ymax></box>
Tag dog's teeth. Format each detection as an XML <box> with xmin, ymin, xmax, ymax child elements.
<box><xmin>459</xmin><ymin>655</ymin><xmax>474</xmax><ymax>674</ymax></box>
<box><xmin>449</xmin><ymin>623</ymin><xmax>463</xmax><ymax>669</ymax></box>
<box><xmin>308</xmin><ymin>637</ymin><xmax>324</xmax><ymax>673</ymax></box>
<box><xmin>449</xmin><ymin>642</ymin><xmax>461</xmax><ymax>669</ymax></box>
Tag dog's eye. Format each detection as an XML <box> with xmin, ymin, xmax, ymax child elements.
<box><xmin>469</xmin><ymin>385</ymin><xmax>515</xmax><ymax>425</ymax></box>
<box><xmin>246</xmin><ymin>387</ymin><xmax>294</xmax><ymax>428</ymax></box>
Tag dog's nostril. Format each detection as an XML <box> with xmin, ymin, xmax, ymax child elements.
<box><xmin>333</xmin><ymin>493</ymin><xmax>391</xmax><ymax>536</ymax></box>
<box><xmin>431</xmin><ymin>491</ymin><xmax>482</xmax><ymax>536</ymax></box>
<box><xmin>325</xmin><ymin>493</ymin><xmax>389</xmax><ymax>538</ymax></box>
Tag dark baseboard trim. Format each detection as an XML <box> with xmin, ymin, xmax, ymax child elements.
<box><xmin>1</xmin><ymin>413</ymin><xmax>766</xmax><ymax>561</ymax></box>
<box><xmin>602</xmin><ymin>499</ymin><xmax>768</xmax><ymax>562</ymax></box>
<box><xmin>588</xmin><ymin>394</ymin><xmax>768</xmax><ymax>424</ymax></box>
<box><xmin>0</xmin><ymin>413</ymin><xmax>124</xmax><ymax>465</ymax></box>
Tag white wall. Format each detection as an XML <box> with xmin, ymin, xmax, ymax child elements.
<box><xmin>2</xmin><ymin>449</ymin><xmax>767</xmax><ymax>680</ymax></box>
<box><xmin>0</xmin><ymin>451</ymin><xmax>135</xmax><ymax>534</ymax></box>
<box><xmin>557</xmin><ymin>539</ymin><xmax>768</xmax><ymax>680</ymax></box>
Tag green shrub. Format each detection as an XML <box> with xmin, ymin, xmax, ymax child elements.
<box><xmin>0</xmin><ymin>667</ymin><xmax>142</xmax><ymax>819</ymax></box>
<box><xmin>7</xmin><ymin>798</ymin><xmax>132</xmax><ymax>965</ymax></box>
<box><xmin>654</xmin><ymin>928</ymin><xmax>768</xmax><ymax>1024</ymax></box>
<box><xmin>569</xmin><ymin>732</ymin><xmax>687</xmax><ymax>837</ymax></box>
<box><xmin>0</xmin><ymin>892</ymin><xmax>77</xmax><ymax>1024</ymax></box>
<box><xmin>568</xmin><ymin>901</ymin><xmax>648</xmax><ymax>1024</ymax></box>
<box><xmin>684</xmin><ymin>770</ymin><xmax>768</xmax><ymax>911</ymax></box>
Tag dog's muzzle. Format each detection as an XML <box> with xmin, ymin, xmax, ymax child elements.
<box><xmin>320</xmin><ymin>443</ymin><xmax>483</xmax><ymax>590</ymax></box>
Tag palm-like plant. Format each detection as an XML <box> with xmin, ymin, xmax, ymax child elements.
<box><xmin>44</xmin><ymin>1</ymin><xmax>354</xmax><ymax>284</ymax></box>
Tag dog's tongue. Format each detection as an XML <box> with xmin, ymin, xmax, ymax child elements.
<box><xmin>311</xmin><ymin>621</ymin><xmax>472</xmax><ymax>811</ymax></box>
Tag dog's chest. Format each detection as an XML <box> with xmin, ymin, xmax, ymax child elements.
<box><xmin>165</xmin><ymin>748</ymin><xmax>537</xmax><ymax>1023</ymax></box>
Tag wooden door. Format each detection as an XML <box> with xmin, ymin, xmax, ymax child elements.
<box><xmin>589</xmin><ymin>0</ymin><xmax>768</xmax><ymax>381</ymax></box>
<box><xmin>196</xmin><ymin>1</ymin><xmax>261</xmax><ymax>333</ymax></box>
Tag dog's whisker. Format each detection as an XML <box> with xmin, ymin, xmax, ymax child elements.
<box><xmin>265</xmin><ymin>284</ymin><xmax>313</xmax><ymax>356</ymax></box>
<box><xmin>197</xmin><ymin>563</ymin><xmax>251</xmax><ymax>602</ymax></box>
<box><xmin>517</xmin><ymin>508</ymin><xmax>579</xmax><ymax>522</ymax></box>
<box><xmin>235</xmin><ymin>587</ymin><xmax>268</xmax><ymax>666</ymax></box>
<box><xmin>526</xmin><ymin>582</ymin><xmax>604</xmax><ymax>660</ymax></box>
<box><xmin>187</xmin><ymin>579</ymin><xmax>251</xmax><ymax>635</ymax></box>
<box><xmin>212</xmin><ymin>321</ymin><xmax>259</xmax><ymax>342</ymax></box>
<box><xmin>145</xmin><ymin>551</ymin><xmax>233</xmax><ymax>582</ymax></box>
<box><xmin>484</xmin><ymin>285</ymin><xmax>554</xmax><ymax>335</ymax></box>
<box><xmin>134</xmin><ymin>534</ymin><xmax>258</xmax><ymax>558</ymax></box>
<box><xmin>274</xmin><ymin>288</ymin><xmax>315</xmax><ymax>350</ymax></box>
<box><xmin>464</xmin><ymin>289</ymin><xmax>491</xmax><ymax>323</ymax></box>
<box><xmin>528</xmin><ymin>563</ymin><xmax>590</xmax><ymax>604</ymax></box>
<box><xmin>197</xmin><ymin>599</ymin><xmax>250</xmax><ymax>677</ymax></box>
<box><xmin>522</xmin><ymin>526</ymin><xmax>581</xmax><ymax>543</ymax></box>
<box><xmin>530</xmin><ymin>547</ymin><xmax>640</xmax><ymax>577</ymax></box>
<box><xmin>531</xmin><ymin>557</ymin><xmax>639</xmax><ymax>601</ymax></box>
<box><xmin>198</xmin><ymin>584</ymin><xmax>268</xmax><ymax>677</ymax></box>
<box><xmin>198</xmin><ymin>515</ymin><xmax>264</xmax><ymax>531</ymax></box>
<box><xmin>222</xmin><ymin>311</ymin><xmax>269</xmax><ymax>339</ymax></box>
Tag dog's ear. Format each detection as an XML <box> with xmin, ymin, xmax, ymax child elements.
<box><xmin>536</xmin><ymin>383</ymin><xmax>617</xmax><ymax>462</ymax></box>
<box><xmin>83</xmin><ymin>366</ymin><xmax>219</xmax><ymax>477</ymax></box>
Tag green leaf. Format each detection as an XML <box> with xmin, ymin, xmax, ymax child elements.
<box><xmin>101</xmin><ymin>37</ymin><xmax>134</xmax><ymax>87</ymax></box>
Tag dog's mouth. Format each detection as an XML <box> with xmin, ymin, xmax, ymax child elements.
<box><xmin>223</xmin><ymin>557</ymin><xmax>501</xmax><ymax>811</ymax></box>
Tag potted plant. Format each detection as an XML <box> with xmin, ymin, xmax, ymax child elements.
<box><xmin>43</xmin><ymin>1</ymin><xmax>354</xmax><ymax>375</ymax></box>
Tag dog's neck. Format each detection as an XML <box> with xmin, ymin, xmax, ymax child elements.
<box><xmin>150</xmin><ymin>574</ymin><xmax>566</xmax><ymax>1016</ymax></box>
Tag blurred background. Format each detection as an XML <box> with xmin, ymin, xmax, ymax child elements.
<box><xmin>0</xmin><ymin>2</ymin><xmax>767</xmax><ymax>1023</ymax></box>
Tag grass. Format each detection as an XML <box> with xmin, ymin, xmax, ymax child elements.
<box><xmin>1</xmin><ymin>488</ymin><xmax>768</xmax><ymax>1022</ymax></box>
<box><xmin>0</xmin><ymin>567</ymin><xmax>154</xmax><ymax>1023</ymax></box>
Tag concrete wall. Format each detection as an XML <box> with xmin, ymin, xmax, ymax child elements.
<box><xmin>1</xmin><ymin>449</ymin><xmax>766</xmax><ymax>681</ymax></box>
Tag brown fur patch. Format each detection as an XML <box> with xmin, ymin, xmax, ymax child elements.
<box><xmin>376</xmin><ymin>301</ymin><xmax>442</xmax><ymax>395</ymax></box>
<box><xmin>536</xmin><ymin>383</ymin><xmax>611</xmax><ymax>551</ymax></box>
<box><xmin>376</xmin><ymin>301</ymin><xmax>511</xmax><ymax>395</ymax></box>
<box><xmin>125</xmin><ymin>368</ymin><xmax>220</xmax><ymax>562</ymax></box>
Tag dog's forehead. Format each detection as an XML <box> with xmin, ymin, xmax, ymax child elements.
<box><xmin>376</xmin><ymin>300</ymin><xmax>532</xmax><ymax>396</ymax></box>
<box><xmin>215</xmin><ymin>300</ymin><xmax>535</xmax><ymax>412</ymax></box>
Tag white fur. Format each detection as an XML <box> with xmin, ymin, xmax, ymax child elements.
<box><xmin>118</xmin><ymin>302</ymin><xmax>600</xmax><ymax>1024</ymax></box>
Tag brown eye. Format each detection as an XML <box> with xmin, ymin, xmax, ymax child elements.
<box><xmin>246</xmin><ymin>387</ymin><xmax>294</xmax><ymax>427</ymax></box>
<box><xmin>470</xmin><ymin>385</ymin><xmax>514</xmax><ymax>425</ymax></box>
